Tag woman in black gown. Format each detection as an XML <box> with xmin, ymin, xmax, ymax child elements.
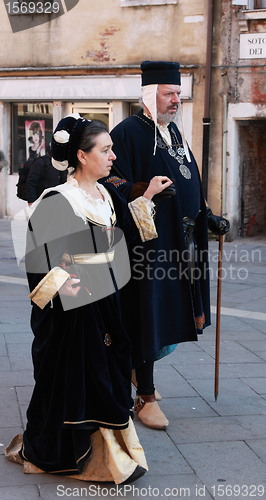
<box><xmin>6</xmin><ymin>114</ymin><xmax>172</xmax><ymax>484</ymax></box>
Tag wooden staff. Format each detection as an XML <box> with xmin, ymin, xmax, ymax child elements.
<box><xmin>214</xmin><ymin>230</ymin><xmax>223</xmax><ymax>401</ymax></box>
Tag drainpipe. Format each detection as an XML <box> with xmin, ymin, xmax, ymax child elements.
<box><xmin>201</xmin><ymin>0</ymin><xmax>214</xmax><ymax>201</ymax></box>
<box><xmin>222</xmin><ymin>72</ymin><xmax>228</xmax><ymax>219</ymax></box>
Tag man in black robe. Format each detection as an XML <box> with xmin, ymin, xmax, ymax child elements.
<box><xmin>108</xmin><ymin>61</ymin><xmax>229</xmax><ymax>430</ymax></box>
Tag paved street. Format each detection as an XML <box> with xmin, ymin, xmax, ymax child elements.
<box><xmin>0</xmin><ymin>217</ymin><xmax>266</xmax><ymax>499</ymax></box>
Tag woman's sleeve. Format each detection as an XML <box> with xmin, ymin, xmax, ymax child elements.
<box><xmin>104</xmin><ymin>183</ymin><xmax>158</xmax><ymax>244</ymax></box>
<box><xmin>26</xmin><ymin>192</ymin><xmax>71</xmax><ymax>309</ymax></box>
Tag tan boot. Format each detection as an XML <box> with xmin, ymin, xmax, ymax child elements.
<box><xmin>134</xmin><ymin>394</ymin><xmax>169</xmax><ymax>430</ymax></box>
<box><xmin>131</xmin><ymin>370</ymin><xmax>162</xmax><ymax>401</ymax></box>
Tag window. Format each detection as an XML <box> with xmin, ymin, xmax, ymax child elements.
<box><xmin>121</xmin><ymin>0</ymin><xmax>177</xmax><ymax>7</ymax></box>
<box><xmin>12</xmin><ymin>103</ymin><xmax>53</xmax><ymax>173</ymax></box>
<box><xmin>232</xmin><ymin>0</ymin><xmax>266</xmax><ymax>8</ymax></box>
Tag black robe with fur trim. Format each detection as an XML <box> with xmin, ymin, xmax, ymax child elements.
<box><xmin>109</xmin><ymin>110</ymin><xmax>211</xmax><ymax>367</ymax></box>
<box><xmin>20</xmin><ymin>184</ymin><xmax>143</xmax><ymax>475</ymax></box>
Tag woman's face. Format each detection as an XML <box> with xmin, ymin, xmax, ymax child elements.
<box><xmin>32</xmin><ymin>130</ymin><xmax>40</xmax><ymax>144</ymax></box>
<box><xmin>80</xmin><ymin>132</ymin><xmax>116</xmax><ymax>180</ymax></box>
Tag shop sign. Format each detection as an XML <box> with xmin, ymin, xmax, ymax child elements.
<box><xmin>239</xmin><ymin>33</ymin><xmax>266</xmax><ymax>59</ymax></box>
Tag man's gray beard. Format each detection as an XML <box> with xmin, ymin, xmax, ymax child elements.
<box><xmin>157</xmin><ymin>109</ymin><xmax>178</xmax><ymax>125</ymax></box>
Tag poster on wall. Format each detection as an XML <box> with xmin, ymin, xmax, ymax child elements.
<box><xmin>25</xmin><ymin>120</ymin><xmax>46</xmax><ymax>160</ymax></box>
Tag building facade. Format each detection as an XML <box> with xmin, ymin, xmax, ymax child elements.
<box><xmin>209</xmin><ymin>0</ymin><xmax>266</xmax><ymax>239</ymax></box>
<box><xmin>0</xmin><ymin>0</ymin><xmax>208</xmax><ymax>217</ymax></box>
<box><xmin>0</xmin><ymin>0</ymin><xmax>265</xmax><ymax>240</ymax></box>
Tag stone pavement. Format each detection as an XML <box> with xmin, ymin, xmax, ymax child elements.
<box><xmin>0</xmin><ymin>217</ymin><xmax>266</xmax><ymax>500</ymax></box>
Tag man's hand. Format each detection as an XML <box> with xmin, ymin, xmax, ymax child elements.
<box><xmin>206</xmin><ymin>208</ymin><xmax>230</xmax><ymax>235</ymax></box>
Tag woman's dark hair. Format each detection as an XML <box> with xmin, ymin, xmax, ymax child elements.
<box><xmin>78</xmin><ymin>121</ymin><xmax>109</xmax><ymax>154</ymax></box>
<box><xmin>28</xmin><ymin>121</ymin><xmax>43</xmax><ymax>146</ymax></box>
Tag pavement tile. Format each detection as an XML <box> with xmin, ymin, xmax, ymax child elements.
<box><xmin>0</xmin><ymin>370</ymin><xmax>34</xmax><ymax>387</ymax></box>
<box><xmin>158</xmin><ymin>396</ymin><xmax>218</xmax><ymax>419</ymax></box>
<box><xmin>246</xmin><ymin>438</ymin><xmax>266</xmax><ymax>467</ymax></box>
<box><xmin>0</xmin><ymin>484</ymin><xmax>40</xmax><ymax>500</ymax></box>
<box><xmin>154</xmin><ymin>365</ymin><xmax>199</xmax><ymax>398</ymax></box>
<box><xmin>0</xmin><ymin>285</ymin><xmax>29</xmax><ymax>298</ymax></box>
<box><xmin>156</xmin><ymin>349</ymin><xmax>214</xmax><ymax>366</ymax></box>
<box><xmin>39</xmin><ymin>474</ymin><xmax>214</xmax><ymax>500</ymax></box>
<box><xmin>211</xmin><ymin>298</ymin><xmax>241</xmax><ymax>308</ymax></box>
<box><xmin>132</xmin><ymin>421</ymin><xmax>193</xmax><ymax>475</ymax></box>
<box><xmin>170</xmin><ymin>341</ymin><xmax>202</xmax><ymax>352</ymax></box>
<box><xmin>173</xmin><ymin>361</ymin><xmax>266</xmax><ymax>380</ymax></box>
<box><xmin>20</xmin><ymin>405</ymin><xmax>28</xmax><ymax>430</ymax></box>
<box><xmin>16</xmin><ymin>386</ymin><xmax>34</xmax><ymax>406</ymax></box>
<box><xmin>4</xmin><ymin>333</ymin><xmax>33</xmax><ymax>344</ymax></box>
<box><xmin>0</xmin><ymin>357</ymin><xmax>11</xmax><ymax>371</ymax></box>
<box><xmin>224</xmin><ymin>286</ymin><xmax>266</xmax><ymax>302</ymax></box>
<box><xmin>218</xmin><ymin>314</ymin><xmax>256</xmax><ymax>331</ymax></box>
<box><xmin>0</xmin><ymin>454</ymin><xmax>72</xmax><ymax>487</ymax></box>
<box><xmin>0</xmin><ymin>341</ymin><xmax>7</xmax><ymax>357</ymax></box>
<box><xmin>196</xmin><ymin>339</ymin><xmax>264</xmax><ymax>364</ymax></box>
<box><xmin>0</xmin><ymin>323</ymin><xmax>31</xmax><ymax>334</ymax></box>
<box><xmin>239</xmin><ymin>318</ymin><xmax>266</xmax><ymax>333</ymax></box>
<box><xmin>237</xmin><ymin>340</ymin><xmax>266</xmax><ymax>351</ymax></box>
<box><xmin>7</xmin><ymin>344</ymin><xmax>33</xmax><ymax>371</ymax></box>
<box><xmin>0</xmin><ymin>309</ymin><xmax>31</xmax><ymax>324</ymax></box>
<box><xmin>177</xmin><ymin>441</ymin><xmax>266</xmax><ymax>492</ymax></box>
<box><xmin>241</xmin><ymin>377</ymin><xmax>266</xmax><ymax>395</ymax></box>
<box><xmin>186</xmin><ymin>378</ymin><xmax>266</xmax><ymax>416</ymax></box>
<box><xmin>219</xmin><ymin>330</ymin><xmax>266</xmax><ymax>340</ymax></box>
<box><xmin>254</xmin><ymin>351</ymin><xmax>266</xmax><ymax>361</ymax></box>
<box><xmin>167</xmin><ymin>414</ymin><xmax>266</xmax><ymax>444</ymax></box>
<box><xmin>234</xmin><ymin>298</ymin><xmax>266</xmax><ymax>313</ymax></box>
<box><xmin>0</xmin><ymin>388</ymin><xmax>22</xmax><ymax>427</ymax></box>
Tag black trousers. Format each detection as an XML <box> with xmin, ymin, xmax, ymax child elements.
<box><xmin>135</xmin><ymin>360</ymin><xmax>155</xmax><ymax>396</ymax></box>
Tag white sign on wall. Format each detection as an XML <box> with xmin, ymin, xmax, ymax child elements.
<box><xmin>240</xmin><ymin>33</ymin><xmax>266</xmax><ymax>59</ymax></box>
<box><xmin>0</xmin><ymin>74</ymin><xmax>193</xmax><ymax>101</ymax></box>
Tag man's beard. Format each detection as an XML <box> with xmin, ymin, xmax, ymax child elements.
<box><xmin>157</xmin><ymin>107</ymin><xmax>178</xmax><ymax>125</ymax></box>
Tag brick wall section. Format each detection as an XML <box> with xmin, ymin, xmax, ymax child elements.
<box><xmin>239</xmin><ymin>121</ymin><xmax>266</xmax><ymax>236</ymax></box>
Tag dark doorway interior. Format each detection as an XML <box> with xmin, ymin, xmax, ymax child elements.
<box><xmin>239</xmin><ymin>120</ymin><xmax>266</xmax><ymax>237</ymax></box>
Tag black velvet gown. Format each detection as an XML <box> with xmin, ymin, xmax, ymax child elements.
<box><xmin>18</xmin><ymin>181</ymin><xmax>147</xmax><ymax>477</ymax></box>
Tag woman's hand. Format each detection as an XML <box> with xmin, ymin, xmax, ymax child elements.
<box><xmin>59</xmin><ymin>278</ymin><xmax>81</xmax><ymax>296</ymax></box>
<box><xmin>143</xmin><ymin>176</ymin><xmax>173</xmax><ymax>201</ymax></box>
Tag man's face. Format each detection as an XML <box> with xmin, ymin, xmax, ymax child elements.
<box><xmin>156</xmin><ymin>84</ymin><xmax>181</xmax><ymax>124</ymax></box>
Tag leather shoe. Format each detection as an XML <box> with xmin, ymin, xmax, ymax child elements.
<box><xmin>134</xmin><ymin>394</ymin><xmax>169</xmax><ymax>430</ymax></box>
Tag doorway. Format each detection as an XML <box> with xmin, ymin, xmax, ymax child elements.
<box><xmin>238</xmin><ymin>119</ymin><xmax>266</xmax><ymax>236</ymax></box>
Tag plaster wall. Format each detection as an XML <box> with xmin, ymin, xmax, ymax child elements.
<box><xmin>0</xmin><ymin>0</ymin><xmax>208</xmax><ymax>67</ymax></box>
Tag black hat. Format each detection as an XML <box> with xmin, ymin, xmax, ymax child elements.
<box><xmin>51</xmin><ymin>114</ymin><xmax>90</xmax><ymax>170</ymax></box>
<box><xmin>141</xmin><ymin>60</ymin><xmax>181</xmax><ymax>86</ymax></box>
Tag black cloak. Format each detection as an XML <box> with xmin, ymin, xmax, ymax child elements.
<box><xmin>110</xmin><ymin>110</ymin><xmax>211</xmax><ymax>367</ymax></box>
